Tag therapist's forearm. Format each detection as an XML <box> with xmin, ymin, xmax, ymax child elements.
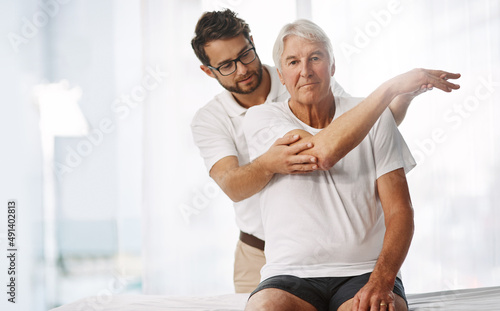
<box><xmin>213</xmin><ymin>159</ymin><xmax>274</xmax><ymax>203</ymax></box>
<box><xmin>211</xmin><ymin>135</ymin><xmax>317</xmax><ymax>202</ymax></box>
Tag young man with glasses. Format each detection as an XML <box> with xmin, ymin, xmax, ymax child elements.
<box><xmin>190</xmin><ymin>9</ymin><xmax>434</xmax><ymax>293</ymax></box>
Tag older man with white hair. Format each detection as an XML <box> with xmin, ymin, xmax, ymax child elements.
<box><xmin>243</xmin><ymin>20</ymin><xmax>460</xmax><ymax>311</ymax></box>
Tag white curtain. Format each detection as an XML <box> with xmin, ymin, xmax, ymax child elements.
<box><xmin>142</xmin><ymin>0</ymin><xmax>500</xmax><ymax>295</ymax></box>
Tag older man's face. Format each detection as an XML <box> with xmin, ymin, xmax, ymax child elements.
<box><xmin>278</xmin><ymin>35</ymin><xmax>334</xmax><ymax>106</ymax></box>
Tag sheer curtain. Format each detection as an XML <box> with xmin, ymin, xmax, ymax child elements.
<box><xmin>142</xmin><ymin>0</ymin><xmax>500</xmax><ymax>295</ymax></box>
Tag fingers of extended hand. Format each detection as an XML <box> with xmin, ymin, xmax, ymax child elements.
<box><xmin>427</xmin><ymin>69</ymin><xmax>460</xmax><ymax>80</ymax></box>
<box><xmin>422</xmin><ymin>73</ymin><xmax>459</xmax><ymax>92</ymax></box>
<box><xmin>434</xmin><ymin>79</ymin><xmax>460</xmax><ymax>92</ymax></box>
<box><xmin>429</xmin><ymin>70</ymin><xmax>461</xmax><ymax>92</ymax></box>
<box><xmin>439</xmin><ymin>71</ymin><xmax>461</xmax><ymax>80</ymax></box>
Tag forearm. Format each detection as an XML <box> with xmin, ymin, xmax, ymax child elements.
<box><xmin>371</xmin><ymin>210</ymin><xmax>414</xmax><ymax>285</ymax></box>
<box><xmin>306</xmin><ymin>81</ymin><xmax>399</xmax><ymax>169</ymax></box>
<box><xmin>213</xmin><ymin>158</ymin><xmax>273</xmax><ymax>202</ymax></box>
<box><xmin>297</xmin><ymin>69</ymin><xmax>460</xmax><ymax>169</ymax></box>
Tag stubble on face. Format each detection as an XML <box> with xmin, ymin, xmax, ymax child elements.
<box><xmin>214</xmin><ymin>59</ymin><xmax>264</xmax><ymax>95</ymax></box>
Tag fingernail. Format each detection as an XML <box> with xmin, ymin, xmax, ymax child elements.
<box><xmin>307</xmin><ymin>143</ymin><xmax>313</xmax><ymax>147</ymax></box>
<box><xmin>312</xmin><ymin>165</ymin><xmax>317</xmax><ymax>169</ymax></box>
<box><xmin>293</xmin><ymin>135</ymin><xmax>299</xmax><ymax>139</ymax></box>
<box><xmin>311</xmin><ymin>157</ymin><xmax>316</xmax><ymax>162</ymax></box>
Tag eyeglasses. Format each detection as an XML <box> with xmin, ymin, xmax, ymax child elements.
<box><xmin>208</xmin><ymin>47</ymin><xmax>257</xmax><ymax>76</ymax></box>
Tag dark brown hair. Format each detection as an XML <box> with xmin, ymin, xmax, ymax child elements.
<box><xmin>191</xmin><ymin>9</ymin><xmax>251</xmax><ymax>66</ymax></box>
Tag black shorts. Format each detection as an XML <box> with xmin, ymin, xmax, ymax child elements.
<box><xmin>249</xmin><ymin>273</ymin><xmax>407</xmax><ymax>311</ymax></box>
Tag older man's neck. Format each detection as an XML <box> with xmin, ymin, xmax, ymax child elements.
<box><xmin>231</xmin><ymin>67</ymin><xmax>271</xmax><ymax>109</ymax></box>
<box><xmin>289</xmin><ymin>93</ymin><xmax>336</xmax><ymax>129</ymax></box>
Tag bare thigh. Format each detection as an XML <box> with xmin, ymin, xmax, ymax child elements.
<box><xmin>245</xmin><ymin>288</ymin><xmax>318</xmax><ymax>311</ymax></box>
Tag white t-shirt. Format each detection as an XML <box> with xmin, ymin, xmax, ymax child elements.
<box><xmin>242</xmin><ymin>97</ymin><xmax>416</xmax><ymax>280</ymax></box>
<box><xmin>191</xmin><ymin>65</ymin><xmax>349</xmax><ymax>240</ymax></box>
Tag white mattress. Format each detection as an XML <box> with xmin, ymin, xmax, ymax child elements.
<box><xmin>51</xmin><ymin>286</ymin><xmax>500</xmax><ymax>311</ymax></box>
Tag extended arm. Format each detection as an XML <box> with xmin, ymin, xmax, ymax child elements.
<box><xmin>288</xmin><ymin>69</ymin><xmax>460</xmax><ymax>170</ymax></box>
<box><xmin>351</xmin><ymin>168</ymin><xmax>414</xmax><ymax>311</ymax></box>
<box><xmin>388</xmin><ymin>91</ymin><xmax>428</xmax><ymax>126</ymax></box>
<box><xmin>209</xmin><ymin>134</ymin><xmax>317</xmax><ymax>202</ymax></box>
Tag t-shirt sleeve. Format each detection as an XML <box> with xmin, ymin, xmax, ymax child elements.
<box><xmin>243</xmin><ymin>104</ymin><xmax>298</xmax><ymax>162</ymax></box>
<box><xmin>191</xmin><ymin>108</ymin><xmax>238</xmax><ymax>173</ymax></box>
<box><xmin>371</xmin><ymin>108</ymin><xmax>416</xmax><ymax>179</ymax></box>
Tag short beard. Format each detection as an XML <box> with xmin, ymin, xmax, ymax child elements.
<box><xmin>215</xmin><ymin>61</ymin><xmax>263</xmax><ymax>95</ymax></box>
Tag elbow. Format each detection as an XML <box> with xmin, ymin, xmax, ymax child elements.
<box><xmin>209</xmin><ymin>177</ymin><xmax>244</xmax><ymax>203</ymax></box>
<box><xmin>309</xmin><ymin>133</ymin><xmax>360</xmax><ymax>170</ymax></box>
<box><xmin>230</xmin><ymin>195</ymin><xmax>244</xmax><ymax>203</ymax></box>
<box><xmin>314</xmin><ymin>145</ymin><xmax>344</xmax><ymax>170</ymax></box>
<box><xmin>224</xmin><ymin>189</ymin><xmax>245</xmax><ymax>203</ymax></box>
<box><xmin>317</xmin><ymin>156</ymin><xmax>337</xmax><ymax>171</ymax></box>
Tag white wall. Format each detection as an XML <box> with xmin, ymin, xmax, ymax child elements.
<box><xmin>0</xmin><ymin>1</ymin><xmax>45</xmax><ymax>310</ymax></box>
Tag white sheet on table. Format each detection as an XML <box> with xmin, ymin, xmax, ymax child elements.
<box><xmin>51</xmin><ymin>286</ymin><xmax>500</xmax><ymax>311</ymax></box>
<box><xmin>51</xmin><ymin>293</ymin><xmax>249</xmax><ymax>311</ymax></box>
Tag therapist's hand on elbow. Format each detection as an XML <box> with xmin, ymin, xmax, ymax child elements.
<box><xmin>256</xmin><ymin>134</ymin><xmax>318</xmax><ymax>175</ymax></box>
<box><xmin>286</xmin><ymin>129</ymin><xmax>336</xmax><ymax>171</ymax></box>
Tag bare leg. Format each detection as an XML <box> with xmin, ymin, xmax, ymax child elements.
<box><xmin>245</xmin><ymin>288</ymin><xmax>318</xmax><ymax>311</ymax></box>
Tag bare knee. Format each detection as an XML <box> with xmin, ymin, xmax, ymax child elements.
<box><xmin>394</xmin><ymin>295</ymin><xmax>408</xmax><ymax>311</ymax></box>
<box><xmin>245</xmin><ymin>290</ymin><xmax>279</xmax><ymax>311</ymax></box>
<box><xmin>245</xmin><ymin>288</ymin><xmax>316</xmax><ymax>311</ymax></box>
<box><xmin>245</xmin><ymin>296</ymin><xmax>276</xmax><ymax>311</ymax></box>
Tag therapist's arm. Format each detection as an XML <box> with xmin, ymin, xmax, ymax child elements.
<box><xmin>209</xmin><ymin>134</ymin><xmax>318</xmax><ymax>202</ymax></box>
<box><xmin>288</xmin><ymin>68</ymin><xmax>460</xmax><ymax>170</ymax></box>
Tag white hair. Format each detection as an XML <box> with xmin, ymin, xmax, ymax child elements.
<box><xmin>272</xmin><ymin>19</ymin><xmax>335</xmax><ymax>71</ymax></box>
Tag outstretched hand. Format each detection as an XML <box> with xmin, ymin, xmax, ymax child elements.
<box><xmin>390</xmin><ymin>68</ymin><xmax>460</xmax><ymax>96</ymax></box>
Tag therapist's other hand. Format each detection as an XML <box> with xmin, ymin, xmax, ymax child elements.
<box><xmin>257</xmin><ymin>134</ymin><xmax>318</xmax><ymax>175</ymax></box>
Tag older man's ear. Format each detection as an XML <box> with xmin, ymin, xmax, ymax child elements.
<box><xmin>277</xmin><ymin>68</ymin><xmax>285</xmax><ymax>85</ymax></box>
<box><xmin>330</xmin><ymin>62</ymin><xmax>335</xmax><ymax>76</ymax></box>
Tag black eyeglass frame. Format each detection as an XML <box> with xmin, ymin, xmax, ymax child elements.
<box><xmin>208</xmin><ymin>45</ymin><xmax>258</xmax><ymax>76</ymax></box>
